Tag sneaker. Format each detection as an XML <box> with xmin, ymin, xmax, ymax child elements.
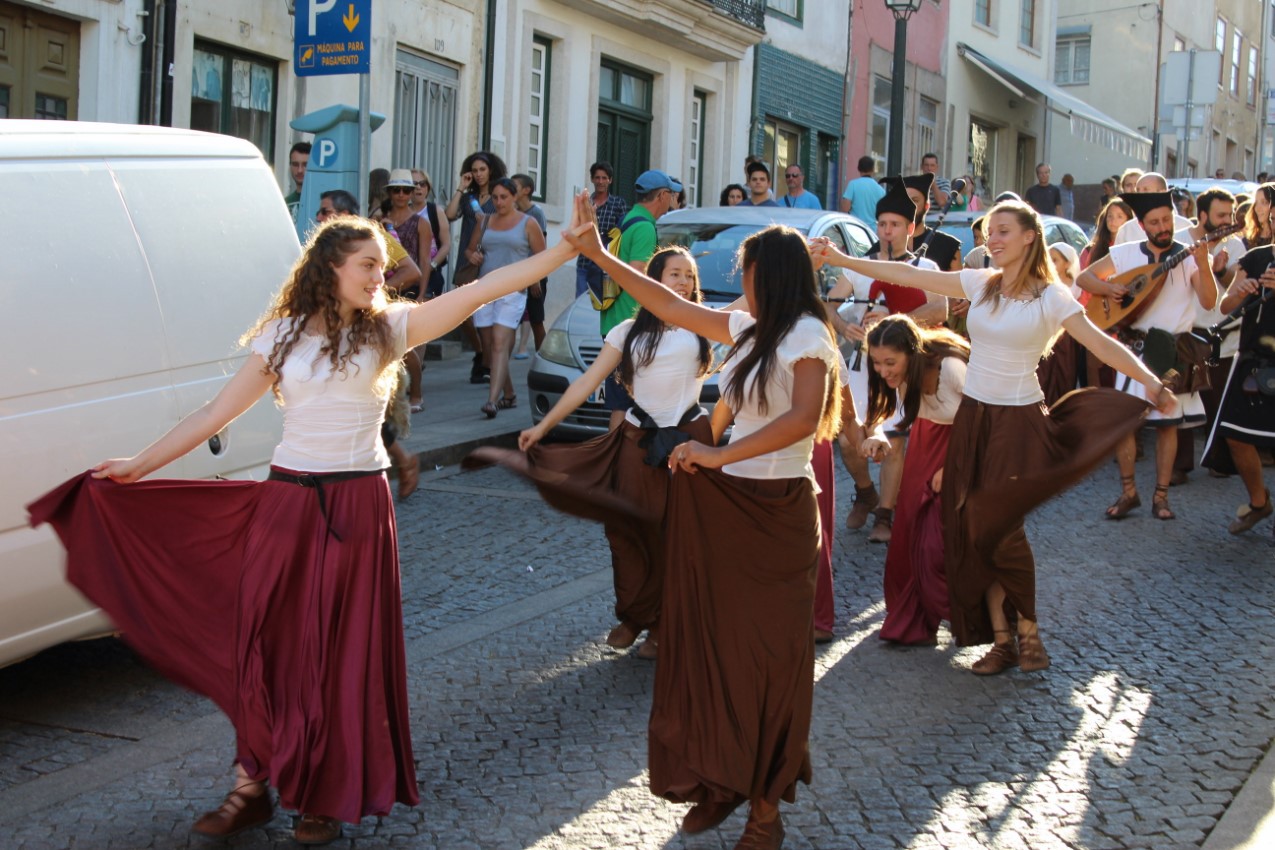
<box><xmin>1228</xmin><ymin>491</ymin><xmax>1272</xmax><ymax>535</ymax></box>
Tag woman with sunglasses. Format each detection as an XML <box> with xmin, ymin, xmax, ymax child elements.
<box><xmin>384</xmin><ymin>170</ymin><xmax>433</xmax><ymax>413</ymax></box>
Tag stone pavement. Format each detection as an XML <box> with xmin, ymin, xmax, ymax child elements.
<box><xmin>0</xmin><ymin>359</ymin><xmax>1272</xmax><ymax>848</ymax></box>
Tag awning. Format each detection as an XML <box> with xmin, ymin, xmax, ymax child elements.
<box><xmin>958</xmin><ymin>42</ymin><xmax>1152</xmax><ymax>161</ymax></box>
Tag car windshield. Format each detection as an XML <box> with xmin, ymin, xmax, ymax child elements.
<box><xmin>656</xmin><ymin>222</ymin><xmax>783</xmax><ymax>299</ymax></box>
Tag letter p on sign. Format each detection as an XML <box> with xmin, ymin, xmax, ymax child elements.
<box><xmin>308</xmin><ymin>0</ymin><xmax>337</xmax><ymax>36</ymax></box>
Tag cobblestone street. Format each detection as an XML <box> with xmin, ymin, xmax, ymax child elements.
<box><xmin>1</xmin><ymin>445</ymin><xmax>1272</xmax><ymax>849</ymax></box>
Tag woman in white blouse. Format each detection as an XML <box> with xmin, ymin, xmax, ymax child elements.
<box><xmin>565</xmin><ymin>195</ymin><xmax>841</xmax><ymax>850</ymax></box>
<box><xmin>516</xmin><ymin>246</ymin><xmax>713</xmax><ymax>659</ymax></box>
<box><xmin>30</xmin><ymin>209</ymin><xmax>587</xmax><ymax>846</ymax></box>
<box><xmin>814</xmin><ymin>200</ymin><xmax>1175</xmax><ymax>678</ymax></box>
<box><xmin>860</xmin><ymin>315</ymin><xmax>969</xmax><ymax>647</ymax></box>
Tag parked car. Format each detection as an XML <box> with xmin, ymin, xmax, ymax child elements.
<box><xmin>527</xmin><ymin>206</ymin><xmax>876</xmax><ymax>439</ymax></box>
<box><xmin>927</xmin><ymin>210</ymin><xmax>1089</xmax><ymax>260</ymax></box>
<box><xmin>1166</xmin><ymin>177</ymin><xmax>1258</xmax><ymax>199</ymax></box>
<box><xmin>0</xmin><ymin>122</ymin><xmax>298</xmax><ymax>668</ymax></box>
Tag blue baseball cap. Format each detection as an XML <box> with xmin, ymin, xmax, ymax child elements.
<box><xmin>635</xmin><ymin>169</ymin><xmax>683</xmax><ymax>193</ymax></box>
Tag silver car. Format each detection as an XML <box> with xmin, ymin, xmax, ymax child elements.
<box><xmin>926</xmin><ymin>209</ymin><xmax>1090</xmax><ymax>261</ymax></box>
<box><xmin>527</xmin><ymin>206</ymin><xmax>877</xmax><ymax>439</ymax></box>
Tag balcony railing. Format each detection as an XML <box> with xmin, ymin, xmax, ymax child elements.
<box><xmin>703</xmin><ymin>0</ymin><xmax>766</xmax><ymax>31</ymax></box>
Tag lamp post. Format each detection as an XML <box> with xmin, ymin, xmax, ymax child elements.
<box><xmin>885</xmin><ymin>0</ymin><xmax>922</xmax><ymax>177</ymax></box>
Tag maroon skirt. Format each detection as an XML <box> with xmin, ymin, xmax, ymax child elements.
<box><xmin>26</xmin><ymin>470</ymin><xmax>419</xmax><ymax>823</ymax></box>
<box><xmin>942</xmin><ymin>390</ymin><xmax>1149</xmax><ymax>646</ymax></box>
<box><xmin>649</xmin><ymin>469</ymin><xmax>817</xmax><ymax>807</ymax></box>
<box><xmin>880</xmin><ymin>418</ymin><xmax>952</xmax><ymax>645</ymax></box>
<box><xmin>470</xmin><ymin>417</ymin><xmax>712</xmax><ymax>631</ymax></box>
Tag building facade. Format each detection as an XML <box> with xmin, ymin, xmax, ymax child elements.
<box><xmin>842</xmin><ymin>0</ymin><xmax>949</xmax><ymax>188</ymax></box>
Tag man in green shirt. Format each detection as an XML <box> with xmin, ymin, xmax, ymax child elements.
<box><xmin>600</xmin><ymin>169</ymin><xmax>681</xmax><ymax>428</ymax></box>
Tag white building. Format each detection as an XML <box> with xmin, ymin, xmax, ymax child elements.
<box><xmin>942</xmin><ymin>0</ymin><xmax>1149</xmax><ymax>205</ymax></box>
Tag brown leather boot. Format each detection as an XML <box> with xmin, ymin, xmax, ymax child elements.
<box><xmin>191</xmin><ymin>782</ymin><xmax>273</xmax><ymax>839</ymax></box>
<box><xmin>845</xmin><ymin>484</ymin><xmax>879</xmax><ymax>530</ymax></box>
<box><xmin>1017</xmin><ymin>631</ymin><xmax>1051</xmax><ymax>673</ymax></box>
<box><xmin>971</xmin><ymin>633</ymin><xmax>1019</xmax><ymax>676</ymax></box>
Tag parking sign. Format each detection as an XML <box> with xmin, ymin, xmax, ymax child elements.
<box><xmin>294</xmin><ymin>0</ymin><xmax>370</xmax><ymax>77</ymax></box>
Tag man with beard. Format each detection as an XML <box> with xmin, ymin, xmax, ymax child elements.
<box><xmin>826</xmin><ymin>178</ymin><xmax>945</xmax><ymax>543</ymax></box>
<box><xmin>1078</xmin><ymin>192</ymin><xmax>1218</xmax><ymax>522</ymax></box>
<box><xmin>1169</xmin><ymin>188</ymin><xmax>1246</xmax><ymax>484</ymax></box>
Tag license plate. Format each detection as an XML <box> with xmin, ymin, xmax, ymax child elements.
<box><xmin>586</xmin><ymin>384</ymin><xmax>606</xmax><ymax>405</ymax></box>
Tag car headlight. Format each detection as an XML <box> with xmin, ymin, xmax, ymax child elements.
<box><xmin>538</xmin><ymin>329</ymin><xmax>576</xmax><ymax>367</ymax></box>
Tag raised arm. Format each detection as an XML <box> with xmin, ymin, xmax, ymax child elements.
<box><xmin>814</xmin><ymin>241</ymin><xmax>966</xmax><ymax>299</ymax></box>
<box><xmin>564</xmin><ymin>193</ymin><xmax>734</xmax><ymax>345</ymax></box>
<box><xmin>520</xmin><ymin>344</ymin><xmax>621</xmax><ymax>450</ymax></box>
<box><xmin>93</xmin><ymin>355</ymin><xmax>275</xmax><ymax>482</ymax></box>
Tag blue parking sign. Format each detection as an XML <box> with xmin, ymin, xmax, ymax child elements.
<box><xmin>294</xmin><ymin>0</ymin><xmax>370</xmax><ymax>77</ymax></box>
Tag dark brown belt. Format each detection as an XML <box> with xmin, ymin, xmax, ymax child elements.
<box><xmin>267</xmin><ymin>468</ymin><xmax>386</xmax><ymax>541</ymax></box>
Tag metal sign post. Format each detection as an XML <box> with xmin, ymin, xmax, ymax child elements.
<box><xmin>293</xmin><ymin>0</ymin><xmax>372</xmax><ymax>211</ymax></box>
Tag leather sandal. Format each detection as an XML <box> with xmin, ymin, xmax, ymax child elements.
<box><xmin>497</xmin><ymin>394</ymin><xmax>518</xmax><ymax>410</ymax></box>
<box><xmin>1228</xmin><ymin>490</ymin><xmax>1272</xmax><ymax>534</ymax></box>
<box><xmin>605</xmin><ymin>621</ymin><xmax>639</xmax><ymax>649</ymax></box>
<box><xmin>1151</xmin><ymin>484</ymin><xmax>1176</xmax><ymax>521</ymax></box>
<box><xmin>481</xmin><ymin>401</ymin><xmax>498</xmax><ymax>419</ymax></box>
<box><xmin>1105</xmin><ymin>475</ymin><xmax>1140</xmax><ymax>519</ymax></box>
<box><xmin>867</xmin><ymin>507</ymin><xmax>893</xmax><ymax>544</ymax></box>
<box><xmin>294</xmin><ymin>814</ymin><xmax>342</xmax><ymax>845</ymax></box>
<box><xmin>190</xmin><ymin>782</ymin><xmax>273</xmax><ymax>839</ymax></box>
<box><xmin>845</xmin><ymin>484</ymin><xmax>879</xmax><ymax>530</ymax></box>
<box><xmin>682</xmin><ymin>798</ymin><xmax>742</xmax><ymax>834</ymax></box>
<box><xmin>734</xmin><ymin>810</ymin><xmax>784</xmax><ymax>849</ymax></box>
<box><xmin>971</xmin><ymin>631</ymin><xmax>1018</xmax><ymax>676</ymax></box>
<box><xmin>1017</xmin><ymin>631</ymin><xmax>1051</xmax><ymax>673</ymax></box>
<box><xmin>636</xmin><ymin>637</ymin><xmax>658</xmax><ymax>660</ymax></box>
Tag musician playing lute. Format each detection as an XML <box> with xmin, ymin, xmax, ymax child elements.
<box><xmin>1077</xmin><ymin>191</ymin><xmax>1218</xmax><ymax>521</ymax></box>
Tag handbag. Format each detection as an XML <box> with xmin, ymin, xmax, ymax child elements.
<box><xmin>452</xmin><ymin>215</ymin><xmax>487</xmax><ymax>287</ymax></box>
<box><xmin>1172</xmin><ymin>332</ymin><xmax>1213</xmax><ymax>394</ymax></box>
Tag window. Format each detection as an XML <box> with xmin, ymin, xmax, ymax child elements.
<box><xmin>968</xmin><ymin>118</ymin><xmax>998</xmax><ymax>204</ymax></box>
<box><xmin>394</xmin><ymin>50</ymin><xmax>459</xmax><ymax>196</ymax></box>
<box><xmin>34</xmin><ymin>93</ymin><xmax>68</xmax><ymax>119</ymax></box>
<box><xmin>1231</xmin><ymin>31</ymin><xmax>1242</xmax><ymax>97</ymax></box>
<box><xmin>1248</xmin><ymin>45</ymin><xmax>1258</xmax><ymax>106</ymax></box>
<box><xmin>0</xmin><ymin>86</ymin><xmax>8</xmax><ymax>119</ymax></box>
<box><xmin>687</xmin><ymin>91</ymin><xmax>706</xmax><ymax>208</ymax></box>
<box><xmin>191</xmin><ymin>42</ymin><xmax>276</xmax><ymax>157</ymax></box>
<box><xmin>1173</xmin><ymin>36</ymin><xmax>1186</xmax><ymax>53</ymax></box>
<box><xmin>1055</xmin><ymin>36</ymin><xmax>1091</xmax><ymax>85</ymax></box>
<box><xmin>762</xmin><ymin>116</ymin><xmax>802</xmax><ymax>201</ymax></box>
<box><xmin>1019</xmin><ymin>0</ymin><xmax>1036</xmax><ymax>49</ymax></box>
<box><xmin>527</xmin><ymin>36</ymin><xmax>551</xmax><ymax>201</ymax></box>
<box><xmin>1217</xmin><ymin>18</ymin><xmax>1227</xmax><ymax>87</ymax></box>
<box><xmin>870</xmin><ymin>77</ymin><xmax>891</xmax><ymax>174</ymax></box>
<box><xmin>975</xmin><ymin>0</ymin><xmax>992</xmax><ymax>28</ymax></box>
<box><xmin>766</xmin><ymin>0</ymin><xmax>801</xmax><ymax>22</ymax></box>
<box><xmin>597</xmin><ymin>60</ymin><xmax>653</xmax><ymax>204</ymax></box>
<box><xmin>917</xmin><ymin>97</ymin><xmax>938</xmax><ymax>162</ymax></box>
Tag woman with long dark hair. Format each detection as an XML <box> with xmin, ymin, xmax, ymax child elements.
<box><xmin>1081</xmin><ymin>198</ymin><xmax>1133</xmax><ymax>267</ymax></box>
<box><xmin>815</xmin><ymin>200</ymin><xmax>1174</xmax><ymax>677</ymax></box>
<box><xmin>446</xmin><ymin>150</ymin><xmax>509</xmax><ymax>382</ymax></box>
<box><xmin>496</xmin><ymin>246</ymin><xmax>713</xmax><ymax>659</ymax></box>
<box><xmin>861</xmin><ymin>315</ymin><xmax>969</xmax><ymax>646</ymax></box>
<box><xmin>1243</xmin><ymin>182</ymin><xmax>1275</xmax><ymax>249</ymax></box>
<box><xmin>564</xmin><ymin>194</ymin><xmax>841</xmax><ymax>849</ymax></box>
<box><xmin>28</xmin><ymin>210</ymin><xmax>585</xmax><ymax>846</ymax></box>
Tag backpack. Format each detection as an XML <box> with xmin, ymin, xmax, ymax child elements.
<box><xmin>590</xmin><ymin>215</ymin><xmax>649</xmax><ymax>311</ymax></box>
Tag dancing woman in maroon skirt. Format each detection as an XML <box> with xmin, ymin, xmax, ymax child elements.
<box><xmin>27</xmin><ymin>211</ymin><xmax>585</xmax><ymax>844</ymax></box>
<box><xmin>565</xmin><ymin>192</ymin><xmax>841</xmax><ymax>850</ymax></box>
<box><xmin>860</xmin><ymin>315</ymin><xmax>969</xmax><ymax>646</ymax></box>
<box><xmin>815</xmin><ymin>200</ymin><xmax>1176</xmax><ymax>676</ymax></box>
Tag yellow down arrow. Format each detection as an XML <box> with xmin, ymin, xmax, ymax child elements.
<box><xmin>342</xmin><ymin>4</ymin><xmax>359</xmax><ymax>32</ymax></box>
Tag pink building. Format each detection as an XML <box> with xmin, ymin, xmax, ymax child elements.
<box><xmin>842</xmin><ymin>1</ymin><xmax>950</xmax><ymax>193</ymax></box>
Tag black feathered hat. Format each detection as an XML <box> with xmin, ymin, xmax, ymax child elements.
<box><xmin>876</xmin><ymin>177</ymin><xmax>919</xmax><ymax>222</ymax></box>
<box><xmin>1120</xmin><ymin>191</ymin><xmax>1173</xmax><ymax>222</ymax></box>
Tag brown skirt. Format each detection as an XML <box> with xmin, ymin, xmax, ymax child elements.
<box><xmin>942</xmin><ymin>389</ymin><xmax>1149</xmax><ymax>646</ymax></box>
<box><xmin>649</xmin><ymin>469</ymin><xmax>817</xmax><ymax>807</ymax></box>
<box><xmin>468</xmin><ymin>417</ymin><xmax>712</xmax><ymax>629</ymax></box>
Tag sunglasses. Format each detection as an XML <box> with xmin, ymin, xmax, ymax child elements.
<box><xmin>785</xmin><ymin>173</ymin><xmax>800</xmax><ymax>178</ymax></box>
<box><xmin>389</xmin><ymin>186</ymin><xmax>413</xmax><ymax>194</ymax></box>
<box><xmin>414</xmin><ymin>180</ymin><xmax>429</xmax><ymax>187</ymax></box>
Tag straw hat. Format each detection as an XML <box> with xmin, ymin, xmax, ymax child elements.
<box><xmin>386</xmin><ymin>168</ymin><xmax>415</xmax><ymax>188</ymax></box>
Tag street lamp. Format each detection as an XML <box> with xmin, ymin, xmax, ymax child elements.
<box><xmin>885</xmin><ymin>0</ymin><xmax>922</xmax><ymax>177</ymax></box>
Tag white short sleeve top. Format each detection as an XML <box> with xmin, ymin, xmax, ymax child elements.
<box><xmin>1107</xmin><ymin>241</ymin><xmax>1202</xmax><ymax>335</ymax></box>
<box><xmin>959</xmin><ymin>268</ymin><xmax>1083</xmax><ymax>406</ymax></box>
<box><xmin>251</xmin><ymin>302</ymin><xmax>412</xmax><ymax>472</ymax></box>
<box><xmin>603</xmin><ymin>320</ymin><xmax>707</xmax><ymax>427</ymax></box>
<box><xmin>719</xmin><ymin>310</ymin><xmax>841</xmax><ymax>481</ymax></box>
<box><xmin>917</xmin><ymin>356</ymin><xmax>967</xmax><ymax>425</ymax></box>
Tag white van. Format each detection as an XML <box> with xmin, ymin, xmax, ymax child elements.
<box><xmin>0</xmin><ymin>122</ymin><xmax>299</xmax><ymax>668</ymax></box>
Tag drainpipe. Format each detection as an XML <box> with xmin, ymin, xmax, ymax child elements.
<box><xmin>480</xmin><ymin>0</ymin><xmax>496</xmax><ymax>149</ymax></box>
<box><xmin>137</xmin><ymin>0</ymin><xmax>156</xmax><ymax>124</ymax></box>
<box><xmin>1151</xmin><ymin>0</ymin><xmax>1165</xmax><ymax>170</ymax></box>
<box><xmin>159</xmin><ymin>0</ymin><xmax>176</xmax><ymax>127</ymax></box>
<box><xmin>1259</xmin><ymin>0</ymin><xmax>1270</xmax><ymax>173</ymax></box>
